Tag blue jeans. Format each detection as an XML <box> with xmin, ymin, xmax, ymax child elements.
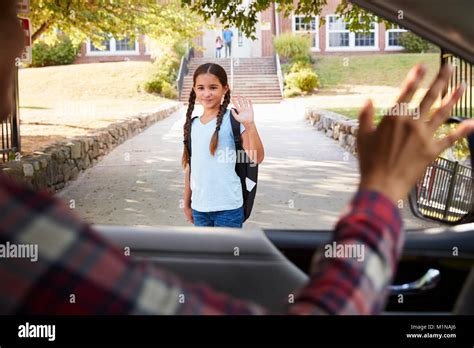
<box><xmin>225</xmin><ymin>41</ymin><xmax>231</xmax><ymax>57</ymax></box>
<box><xmin>192</xmin><ymin>206</ymin><xmax>244</xmax><ymax>228</ymax></box>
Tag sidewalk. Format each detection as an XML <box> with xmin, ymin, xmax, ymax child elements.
<box><xmin>58</xmin><ymin>101</ymin><xmax>438</xmax><ymax>230</ymax></box>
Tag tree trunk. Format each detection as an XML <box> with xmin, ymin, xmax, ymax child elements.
<box><xmin>32</xmin><ymin>21</ymin><xmax>51</xmax><ymax>43</ymax></box>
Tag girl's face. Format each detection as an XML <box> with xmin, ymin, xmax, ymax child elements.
<box><xmin>193</xmin><ymin>73</ymin><xmax>228</xmax><ymax>110</ymax></box>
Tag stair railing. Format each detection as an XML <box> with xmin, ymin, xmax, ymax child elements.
<box><xmin>275</xmin><ymin>53</ymin><xmax>284</xmax><ymax>98</ymax></box>
<box><xmin>176</xmin><ymin>43</ymin><xmax>194</xmax><ymax>101</ymax></box>
<box><xmin>230</xmin><ymin>55</ymin><xmax>234</xmax><ymax>91</ymax></box>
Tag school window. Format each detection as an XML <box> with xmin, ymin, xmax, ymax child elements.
<box><xmin>293</xmin><ymin>15</ymin><xmax>319</xmax><ymax>51</ymax></box>
<box><xmin>386</xmin><ymin>24</ymin><xmax>407</xmax><ymax>50</ymax></box>
<box><xmin>327</xmin><ymin>16</ymin><xmax>349</xmax><ymax>47</ymax></box>
<box><xmin>354</xmin><ymin>20</ymin><xmax>376</xmax><ymax>46</ymax></box>
<box><xmin>115</xmin><ymin>37</ymin><xmax>136</xmax><ymax>51</ymax></box>
<box><xmin>326</xmin><ymin>15</ymin><xmax>378</xmax><ymax>51</ymax></box>
<box><xmin>90</xmin><ymin>37</ymin><xmax>111</xmax><ymax>52</ymax></box>
<box><xmin>87</xmin><ymin>36</ymin><xmax>140</xmax><ymax>56</ymax></box>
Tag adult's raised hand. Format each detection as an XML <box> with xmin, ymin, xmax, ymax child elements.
<box><xmin>357</xmin><ymin>63</ymin><xmax>473</xmax><ymax>204</ymax></box>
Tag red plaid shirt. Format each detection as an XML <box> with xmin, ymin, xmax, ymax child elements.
<box><xmin>0</xmin><ymin>173</ymin><xmax>403</xmax><ymax>314</ymax></box>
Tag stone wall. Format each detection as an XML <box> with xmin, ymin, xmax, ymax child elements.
<box><xmin>0</xmin><ymin>103</ymin><xmax>181</xmax><ymax>193</ymax></box>
<box><xmin>305</xmin><ymin>108</ymin><xmax>360</xmax><ymax>155</ymax></box>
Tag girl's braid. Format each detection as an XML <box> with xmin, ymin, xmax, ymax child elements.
<box><xmin>210</xmin><ymin>89</ymin><xmax>231</xmax><ymax>155</ymax></box>
<box><xmin>181</xmin><ymin>89</ymin><xmax>196</xmax><ymax>169</ymax></box>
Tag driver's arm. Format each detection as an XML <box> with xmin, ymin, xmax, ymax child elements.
<box><xmin>0</xmin><ymin>174</ymin><xmax>395</xmax><ymax>315</ymax></box>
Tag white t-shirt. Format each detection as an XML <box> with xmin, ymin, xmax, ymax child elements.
<box><xmin>190</xmin><ymin>108</ymin><xmax>245</xmax><ymax>212</ymax></box>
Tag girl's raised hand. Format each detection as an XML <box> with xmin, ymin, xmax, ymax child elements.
<box><xmin>231</xmin><ymin>96</ymin><xmax>254</xmax><ymax>127</ymax></box>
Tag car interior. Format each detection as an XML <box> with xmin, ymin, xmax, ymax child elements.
<box><xmin>93</xmin><ymin>0</ymin><xmax>474</xmax><ymax>315</ymax></box>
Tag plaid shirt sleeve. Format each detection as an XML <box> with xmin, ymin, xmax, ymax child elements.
<box><xmin>286</xmin><ymin>190</ymin><xmax>404</xmax><ymax>314</ymax></box>
<box><xmin>0</xmin><ymin>174</ymin><xmax>402</xmax><ymax>315</ymax></box>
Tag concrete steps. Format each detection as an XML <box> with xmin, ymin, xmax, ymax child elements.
<box><xmin>180</xmin><ymin>57</ymin><xmax>283</xmax><ymax>103</ymax></box>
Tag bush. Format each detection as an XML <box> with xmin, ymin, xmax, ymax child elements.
<box><xmin>399</xmin><ymin>32</ymin><xmax>433</xmax><ymax>53</ymax></box>
<box><xmin>284</xmin><ymin>68</ymin><xmax>320</xmax><ymax>93</ymax></box>
<box><xmin>31</xmin><ymin>36</ymin><xmax>79</xmax><ymax>67</ymax></box>
<box><xmin>273</xmin><ymin>33</ymin><xmax>311</xmax><ymax>61</ymax></box>
<box><xmin>161</xmin><ymin>81</ymin><xmax>178</xmax><ymax>99</ymax></box>
<box><xmin>32</xmin><ymin>43</ymin><xmax>50</xmax><ymax>67</ymax></box>
<box><xmin>144</xmin><ymin>78</ymin><xmax>178</xmax><ymax>99</ymax></box>
<box><xmin>288</xmin><ymin>60</ymin><xmax>313</xmax><ymax>74</ymax></box>
<box><xmin>281</xmin><ymin>55</ymin><xmax>312</xmax><ymax>75</ymax></box>
<box><xmin>291</xmin><ymin>53</ymin><xmax>312</xmax><ymax>65</ymax></box>
<box><xmin>172</xmin><ymin>40</ymin><xmax>188</xmax><ymax>59</ymax></box>
<box><xmin>284</xmin><ymin>87</ymin><xmax>302</xmax><ymax>98</ymax></box>
<box><xmin>144</xmin><ymin>79</ymin><xmax>164</xmax><ymax>94</ymax></box>
<box><xmin>154</xmin><ymin>52</ymin><xmax>181</xmax><ymax>81</ymax></box>
<box><xmin>274</xmin><ymin>33</ymin><xmax>317</xmax><ymax>97</ymax></box>
<box><xmin>144</xmin><ymin>48</ymin><xmax>180</xmax><ymax>99</ymax></box>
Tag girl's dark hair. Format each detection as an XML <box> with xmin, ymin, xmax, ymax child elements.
<box><xmin>182</xmin><ymin>63</ymin><xmax>231</xmax><ymax>170</ymax></box>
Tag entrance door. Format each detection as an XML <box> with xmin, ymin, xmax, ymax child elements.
<box><xmin>232</xmin><ymin>27</ymin><xmax>252</xmax><ymax>58</ymax></box>
<box><xmin>203</xmin><ymin>24</ymin><xmax>259</xmax><ymax>59</ymax></box>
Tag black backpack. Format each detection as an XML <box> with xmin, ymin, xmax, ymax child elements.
<box><xmin>185</xmin><ymin>108</ymin><xmax>258</xmax><ymax>222</ymax></box>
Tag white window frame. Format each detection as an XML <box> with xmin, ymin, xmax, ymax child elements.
<box><xmin>292</xmin><ymin>15</ymin><xmax>320</xmax><ymax>52</ymax></box>
<box><xmin>325</xmin><ymin>15</ymin><xmax>379</xmax><ymax>52</ymax></box>
<box><xmin>86</xmin><ymin>36</ymin><xmax>140</xmax><ymax>56</ymax></box>
<box><xmin>385</xmin><ymin>24</ymin><xmax>407</xmax><ymax>50</ymax></box>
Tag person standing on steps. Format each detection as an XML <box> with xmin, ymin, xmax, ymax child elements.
<box><xmin>215</xmin><ymin>35</ymin><xmax>223</xmax><ymax>59</ymax></box>
<box><xmin>182</xmin><ymin>63</ymin><xmax>264</xmax><ymax>228</ymax></box>
<box><xmin>222</xmin><ymin>28</ymin><xmax>233</xmax><ymax>58</ymax></box>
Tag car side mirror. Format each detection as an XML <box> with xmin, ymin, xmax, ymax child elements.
<box><xmin>409</xmin><ymin>117</ymin><xmax>474</xmax><ymax>225</ymax></box>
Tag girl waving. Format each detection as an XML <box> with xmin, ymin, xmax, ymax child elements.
<box><xmin>182</xmin><ymin>63</ymin><xmax>264</xmax><ymax>228</ymax></box>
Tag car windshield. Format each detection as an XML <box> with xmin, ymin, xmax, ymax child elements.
<box><xmin>1</xmin><ymin>0</ymin><xmax>472</xmax><ymax>231</ymax></box>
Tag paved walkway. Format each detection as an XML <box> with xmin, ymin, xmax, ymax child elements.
<box><xmin>58</xmin><ymin>101</ymin><xmax>437</xmax><ymax>230</ymax></box>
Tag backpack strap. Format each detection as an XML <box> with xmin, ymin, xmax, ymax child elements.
<box><xmin>229</xmin><ymin>108</ymin><xmax>242</xmax><ymax>149</ymax></box>
<box><xmin>184</xmin><ymin>116</ymin><xmax>199</xmax><ymax>165</ymax></box>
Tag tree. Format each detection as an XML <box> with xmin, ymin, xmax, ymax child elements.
<box><xmin>181</xmin><ymin>0</ymin><xmax>385</xmax><ymax>40</ymax></box>
<box><xmin>30</xmin><ymin>0</ymin><xmax>203</xmax><ymax>47</ymax></box>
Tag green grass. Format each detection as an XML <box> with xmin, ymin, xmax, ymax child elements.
<box><xmin>19</xmin><ymin>61</ymin><xmax>164</xmax><ymax>105</ymax></box>
<box><xmin>20</xmin><ymin>106</ymin><xmax>51</xmax><ymax>110</ymax></box>
<box><xmin>314</xmin><ymin>53</ymin><xmax>440</xmax><ymax>90</ymax></box>
<box><xmin>17</xmin><ymin>61</ymin><xmax>171</xmax><ymax>155</ymax></box>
